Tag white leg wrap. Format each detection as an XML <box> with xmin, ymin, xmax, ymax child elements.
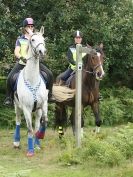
<box><xmin>13</xmin><ymin>141</ymin><xmax>20</xmax><ymax>148</ymax></box>
<box><xmin>95</xmin><ymin>126</ymin><xmax>100</xmax><ymax>133</ymax></box>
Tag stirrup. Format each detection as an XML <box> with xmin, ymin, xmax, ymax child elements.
<box><xmin>3</xmin><ymin>97</ymin><xmax>13</xmax><ymax>106</ymax></box>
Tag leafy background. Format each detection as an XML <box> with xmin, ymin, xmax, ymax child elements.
<box><xmin>0</xmin><ymin>0</ymin><xmax>133</xmax><ymax>127</ymax></box>
<box><xmin>0</xmin><ymin>0</ymin><xmax>133</xmax><ymax>88</ymax></box>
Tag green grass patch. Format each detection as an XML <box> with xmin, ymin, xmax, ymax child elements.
<box><xmin>59</xmin><ymin>124</ymin><xmax>133</xmax><ymax>167</ymax></box>
<box><xmin>0</xmin><ymin>127</ymin><xmax>133</xmax><ymax>177</ymax></box>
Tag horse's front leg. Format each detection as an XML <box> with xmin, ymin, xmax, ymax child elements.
<box><xmin>23</xmin><ymin>107</ymin><xmax>34</xmax><ymax>157</ymax></box>
<box><xmin>34</xmin><ymin>109</ymin><xmax>42</xmax><ymax>149</ymax></box>
<box><xmin>91</xmin><ymin>102</ymin><xmax>102</xmax><ymax>133</ymax></box>
<box><xmin>13</xmin><ymin>104</ymin><xmax>22</xmax><ymax>148</ymax></box>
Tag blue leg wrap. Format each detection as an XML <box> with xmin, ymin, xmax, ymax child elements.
<box><xmin>28</xmin><ymin>137</ymin><xmax>34</xmax><ymax>153</ymax></box>
<box><xmin>39</xmin><ymin>126</ymin><xmax>45</xmax><ymax>132</ymax></box>
<box><xmin>14</xmin><ymin>125</ymin><xmax>20</xmax><ymax>142</ymax></box>
<box><xmin>34</xmin><ymin>137</ymin><xmax>40</xmax><ymax>146</ymax></box>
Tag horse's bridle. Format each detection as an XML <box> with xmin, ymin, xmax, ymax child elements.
<box><xmin>83</xmin><ymin>63</ymin><xmax>102</xmax><ymax>75</ymax></box>
<box><xmin>30</xmin><ymin>33</ymin><xmax>45</xmax><ymax>57</ymax></box>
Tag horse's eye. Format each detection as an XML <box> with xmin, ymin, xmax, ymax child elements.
<box><xmin>31</xmin><ymin>39</ymin><xmax>35</xmax><ymax>42</ymax></box>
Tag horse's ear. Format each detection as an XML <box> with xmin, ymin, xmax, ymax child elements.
<box><xmin>99</xmin><ymin>43</ymin><xmax>103</xmax><ymax>49</ymax></box>
<box><xmin>40</xmin><ymin>26</ymin><xmax>44</xmax><ymax>35</ymax></box>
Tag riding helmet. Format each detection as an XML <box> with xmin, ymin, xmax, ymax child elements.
<box><xmin>73</xmin><ymin>30</ymin><xmax>83</xmax><ymax>38</ymax></box>
<box><xmin>23</xmin><ymin>18</ymin><xmax>34</xmax><ymax>27</ymax></box>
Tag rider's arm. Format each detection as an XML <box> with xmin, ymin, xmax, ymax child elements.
<box><xmin>14</xmin><ymin>38</ymin><xmax>22</xmax><ymax>60</ymax></box>
<box><xmin>14</xmin><ymin>46</ymin><xmax>21</xmax><ymax>59</ymax></box>
<box><xmin>67</xmin><ymin>48</ymin><xmax>76</xmax><ymax>65</ymax></box>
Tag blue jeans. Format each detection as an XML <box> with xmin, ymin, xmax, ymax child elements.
<box><xmin>61</xmin><ymin>68</ymin><xmax>73</xmax><ymax>81</ymax></box>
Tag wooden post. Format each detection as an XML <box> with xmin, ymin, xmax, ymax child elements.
<box><xmin>75</xmin><ymin>45</ymin><xmax>96</xmax><ymax>147</ymax></box>
<box><xmin>75</xmin><ymin>44</ymin><xmax>82</xmax><ymax>147</ymax></box>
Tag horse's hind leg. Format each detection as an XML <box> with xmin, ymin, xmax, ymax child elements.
<box><xmin>91</xmin><ymin>102</ymin><xmax>102</xmax><ymax>133</ymax></box>
<box><xmin>35</xmin><ymin>100</ymin><xmax>48</xmax><ymax>146</ymax></box>
<box><xmin>70</xmin><ymin>108</ymin><xmax>75</xmax><ymax>135</ymax></box>
<box><xmin>13</xmin><ymin>104</ymin><xmax>22</xmax><ymax>148</ymax></box>
<box><xmin>55</xmin><ymin>103</ymin><xmax>67</xmax><ymax>138</ymax></box>
<box><xmin>34</xmin><ymin>109</ymin><xmax>47</xmax><ymax>149</ymax></box>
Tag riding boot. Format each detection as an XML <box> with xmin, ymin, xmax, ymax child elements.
<box><xmin>47</xmin><ymin>81</ymin><xmax>56</xmax><ymax>102</ymax></box>
<box><xmin>45</xmin><ymin>73</ymin><xmax>56</xmax><ymax>102</ymax></box>
<box><xmin>48</xmin><ymin>90</ymin><xmax>56</xmax><ymax>102</ymax></box>
<box><xmin>3</xmin><ymin>79</ymin><xmax>13</xmax><ymax>106</ymax></box>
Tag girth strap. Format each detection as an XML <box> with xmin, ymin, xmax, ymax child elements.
<box><xmin>32</xmin><ymin>101</ymin><xmax>37</xmax><ymax>112</ymax></box>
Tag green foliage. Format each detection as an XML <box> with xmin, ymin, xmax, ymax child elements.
<box><xmin>0</xmin><ymin>128</ymin><xmax>133</xmax><ymax>177</ymax></box>
<box><xmin>0</xmin><ymin>77</ymin><xmax>6</xmax><ymax>93</ymax></box>
<box><xmin>0</xmin><ymin>77</ymin><xmax>133</xmax><ymax>127</ymax></box>
<box><xmin>0</xmin><ymin>0</ymin><xmax>133</xmax><ymax>86</ymax></box>
<box><xmin>47</xmin><ymin>103</ymin><xmax>56</xmax><ymax>127</ymax></box>
<box><xmin>107</xmin><ymin>123</ymin><xmax>133</xmax><ymax>159</ymax></box>
<box><xmin>100</xmin><ymin>96</ymin><xmax>124</xmax><ymax>125</ymax></box>
<box><xmin>0</xmin><ymin>94</ymin><xmax>15</xmax><ymax>128</ymax></box>
<box><xmin>81</xmin><ymin>86</ymin><xmax>133</xmax><ymax>126</ymax></box>
<box><xmin>82</xmin><ymin>136</ymin><xmax>125</xmax><ymax>167</ymax></box>
<box><xmin>58</xmin><ymin>137</ymin><xmax>81</xmax><ymax>165</ymax></box>
<box><xmin>59</xmin><ymin>124</ymin><xmax>133</xmax><ymax>167</ymax></box>
<box><xmin>100</xmin><ymin>87</ymin><xmax>133</xmax><ymax>125</ymax></box>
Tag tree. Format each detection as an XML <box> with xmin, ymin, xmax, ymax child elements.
<box><xmin>0</xmin><ymin>0</ymin><xmax>133</xmax><ymax>87</ymax></box>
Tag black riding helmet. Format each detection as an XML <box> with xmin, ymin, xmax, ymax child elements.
<box><xmin>73</xmin><ymin>30</ymin><xmax>83</xmax><ymax>38</ymax></box>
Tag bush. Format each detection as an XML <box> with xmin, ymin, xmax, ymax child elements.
<box><xmin>0</xmin><ymin>76</ymin><xmax>6</xmax><ymax>94</ymax></box>
<box><xmin>59</xmin><ymin>124</ymin><xmax>133</xmax><ymax>167</ymax></box>
<box><xmin>100</xmin><ymin>87</ymin><xmax>133</xmax><ymax>125</ymax></box>
<box><xmin>0</xmin><ymin>93</ymin><xmax>15</xmax><ymax>128</ymax></box>
<box><xmin>81</xmin><ymin>135</ymin><xmax>125</xmax><ymax>167</ymax></box>
<box><xmin>107</xmin><ymin>123</ymin><xmax>133</xmax><ymax>159</ymax></box>
<box><xmin>100</xmin><ymin>96</ymin><xmax>124</xmax><ymax>125</ymax></box>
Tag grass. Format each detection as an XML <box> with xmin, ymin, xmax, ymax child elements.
<box><xmin>0</xmin><ymin>127</ymin><xmax>133</xmax><ymax>177</ymax></box>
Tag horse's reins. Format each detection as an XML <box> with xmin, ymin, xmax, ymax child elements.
<box><xmin>26</xmin><ymin>33</ymin><xmax>45</xmax><ymax>59</ymax></box>
<box><xmin>23</xmin><ymin>33</ymin><xmax>45</xmax><ymax>111</ymax></box>
<box><xmin>83</xmin><ymin>63</ymin><xmax>102</xmax><ymax>75</ymax></box>
<box><xmin>83</xmin><ymin>53</ymin><xmax>103</xmax><ymax>75</ymax></box>
<box><xmin>31</xmin><ymin>42</ymin><xmax>44</xmax><ymax>56</ymax></box>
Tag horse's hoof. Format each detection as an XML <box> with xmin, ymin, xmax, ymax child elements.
<box><xmin>27</xmin><ymin>151</ymin><xmax>34</xmax><ymax>157</ymax></box>
<box><xmin>13</xmin><ymin>142</ymin><xmax>20</xmax><ymax>148</ymax></box>
<box><xmin>34</xmin><ymin>145</ymin><xmax>41</xmax><ymax>150</ymax></box>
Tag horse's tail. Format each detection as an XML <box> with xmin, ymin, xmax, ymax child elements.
<box><xmin>52</xmin><ymin>84</ymin><xmax>75</xmax><ymax>102</ymax></box>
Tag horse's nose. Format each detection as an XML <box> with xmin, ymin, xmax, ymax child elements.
<box><xmin>96</xmin><ymin>70</ymin><xmax>105</xmax><ymax>80</ymax></box>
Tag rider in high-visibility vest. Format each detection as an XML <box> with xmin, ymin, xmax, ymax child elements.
<box><xmin>4</xmin><ymin>17</ymin><xmax>54</xmax><ymax>106</ymax></box>
<box><xmin>60</xmin><ymin>30</ymin><xmax>86</xmax><ymax>82</ymax></box>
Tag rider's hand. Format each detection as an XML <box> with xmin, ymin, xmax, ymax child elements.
<box><xmin>19</xmin><ymin>56</ymin><xmax>26</xmax><ymax>63</ymax></box>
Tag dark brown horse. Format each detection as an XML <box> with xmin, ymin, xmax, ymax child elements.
<box><xmin>54</xmin><ymin>46</ymin><xmax>105</xmax><ymax>137</ymax></box>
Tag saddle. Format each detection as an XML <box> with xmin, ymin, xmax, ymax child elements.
<box><xmin>11</xmin><ymin>71</ymin><xmax>48</xmax><ymax>92</ymax></box>
<box><xmin>59</xmin><ymin>71</ymin><xmax>75</xmax><ymax>87</ymax></box>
